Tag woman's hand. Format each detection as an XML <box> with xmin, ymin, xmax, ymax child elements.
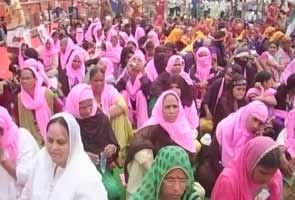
<box><xmin>104</xmin><ymin>144</ymin><xmax>117</xmax><ymax>158</ymax></box>
<box><xmin>280</xmin><ymin>153</ymin><xmax>294</xmax><ymax>177</ymax></box>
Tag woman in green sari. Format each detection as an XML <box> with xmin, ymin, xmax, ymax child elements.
<box><xmin>131</xmin><ymin>146</ymin><xmax>202</xmax><ymax>200</ymax></box>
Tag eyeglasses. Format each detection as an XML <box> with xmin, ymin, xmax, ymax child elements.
<box><xmin>162</xmin><ymin>177</ymin><xmax>188</xmax><ymax>187</ymax></box>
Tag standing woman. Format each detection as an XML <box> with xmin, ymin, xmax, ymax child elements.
<box><xmin>15</xmin><ymin>67</ymin><xmax>62</xmax><ymax>146</ymax></box>
<box><xmin>87</xmin><ymin>66</ymin><xmax>133</xmax><ymax>160</ymax></box>
<box><xmin>19</xmin><ymin>113</ymin><xmax>108</xmax><ymax>200</ymax></box>
<box><xmin>0</xmin><ymin>106</ymin><xmax>39</xmax><ymax>200</ymax></box>
<box><xmin>212</xmin><ymin>136</ymin><xmax>282</xmax><ymax>200</ymax></box>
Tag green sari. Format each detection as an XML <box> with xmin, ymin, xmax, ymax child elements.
<box><xmin>130</xmin><ymin>146</ymin><xmax>201</xmax><ymax>200</ymax></box>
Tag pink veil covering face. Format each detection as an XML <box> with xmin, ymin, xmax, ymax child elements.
<box><xmin>195</xmin><ymin>47</ymin><xmax>212</xmax><ymax>81</ymax></box>
<box><xmin>165</xmin><ymin>55</ymin><xmax>193</xmax><ymax>85</ymax></box>
<box><xmin>140</xmin><ymin>90</ymin><xmax>196</xmax><ymax>153</ymax></box>
<box><xmin>65</xmin><ymin>83</ymin><xmax>97</xmax><ymax>118</ymax></box>
<box><xmin>20</xmin><ymin>66</ymin><xmax>52</xmax><ymax>141</ymax></box>
<box><xmin>100</xmin><ymin>83</ymin><xmax>120</xmax><ymax>113</ymax></box>
<box><xmin>0</xmin><ymin>106</ymin><xmax>19</xmax><ymax>162</ymax></box>
<box><xmin>216</xmin><ymin>101</ymin><xmax>269</xmax><ymax>166</ymax></box>
<box><xmin>212</xmin><ymin>136</ymin><xmax>282</xmax><ymax>200</ymax></box>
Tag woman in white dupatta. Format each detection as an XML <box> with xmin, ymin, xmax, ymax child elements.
<box><xmin>19</xmin><ymin>113</ymin><xmax>108</xmax><ymax>200</ymax></box>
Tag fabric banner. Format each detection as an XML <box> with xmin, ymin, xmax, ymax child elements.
<box><xmin>6</xmin><ymin>26</ymin><xmax>31</xmax><ymax>48</ymax></box>
<box><xmin>37</xmin><ymin>24</ymin><xmax>49</xmax><ymax>45</ymax></box>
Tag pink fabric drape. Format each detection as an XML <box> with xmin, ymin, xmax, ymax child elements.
<box><xmin>212</xmin><ymin>136</ymin><xmax>282</xmax><ymax>200</ymax></box>
<box><xmin>195</xmin><ymin>47</ymin><xmax>212</xmax><ymax>81</ymax></box>
<box><xmin>140</xmin><ymin>90</ymin><xmax>196</xmax><ymax>153</ymax></box>
<box><xmin>216</xmin><ymin>101</ymin><xmax>269</xmax><ymax>167</ymax></box>
<box><xmin>60</xmin><ymin>38</ymin><xmax>76</xmax><ymax>70</ymax></box>
<box><xmin>65</xmin><ymin>83</ymin><xmax>97</xmax><ymax>118</ymax></box>
<box><xmin>165</xmin><ymin>55</ymin><xmax>193</xmax><ymax>85</ymax></box>
<box><xmin>145</xmin><ymin>59</ymin><xmax>159</xmax><ymax>82</ymax></box>
<box><xmin>20</xmin><ymin>66</ymin><xmax>52</xmax><ymax>140</ymax></box>
<box><xmin>135</xmin><ymin>26</ymin><xmax>145</xmax><ymax>42</ymax></box>
<box><xmin>280</xmin><ymin>58</ymin><xmax>295</xmax><ymax>84</ymax></box>
<box><xmin>285</xmin><ymin>108</ymin><xmax>295</xmax><ymax>157</ymax></box>
<box><xmin>147</xmin><ymin>30</ymin><xmax>160</xmax><ymax>47</ymax></box>
<box><xmin>0</xmin><ymin>106</ymin><xmax>19</xmax><ymax>162</ymax></box>
<box><xmin>99</xmin><ymin>83</ymin><xmax>120</xmax><ymax>113</ymax></box>
<box><xmin>39</xmin><ymin>37</ymin><xmax>58</xmax><ymax>70</ymax></box>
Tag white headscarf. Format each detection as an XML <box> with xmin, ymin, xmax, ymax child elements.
<box><xmin>22</xmin><ymin>113</ymin><xmax>108</xmax><ymax>200</ymax></box>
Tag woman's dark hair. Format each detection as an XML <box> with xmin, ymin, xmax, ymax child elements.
<box><xmin>268</xmin><ymin>41</ymin><xmax>279</xmax><ymax>49</ymax></box>
<box><xmin>89</xmin><ymin>65</ymin><xmax>105</xmax><ymax>80</ymax></box>
<box><xmin>168</xmin><ymin>74</ymin><xmax>194</xmax><ymax>107</ymax></box>
<box><xmin>224</xmin><ymin>63</ymin><xmax>243</xmax><ymax>75</ymax></box>
<box><xmin>229</xmin><ymin>73</ymin><xmax>247</xmax><ymax>91</ymax></box>
<box><xmin>24</xmin><ymin>48</ymin><xmax>39</xmax><ymax>60</ymax></box>
<box><xmin>120</xmin><ymin>47</ymin><xmax>134</xmax><ymax>68</ymax></box>
<box><xmin>257</xmin><ymin>147</ymin><xmax>281</xmax><ymax>169</ymax></box>
<box><xmin>255</xmin><ymin>71</ymin><xmax>272</xmax><ymax>83</ymax></box>
<box><xmin>287</xmin><ymin>73</ymin><xmax>295</xmax><ymax>90</ymax></box>
<box><xmin>46</xmin><ymin>117</ymin><xmax>69</xmax><ymax>133</ymax></box>
<box><xmin>21</xmin><ymin>43</ymin><xmax>29</xmax><ymax>50</ymax></box>
<box><xmin>21</xmin><ymin>68</ymin><xmax>36</xmax><ymax>79</ymax></box>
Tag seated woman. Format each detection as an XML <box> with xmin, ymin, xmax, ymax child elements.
<box><xmin>19</xmin><ymin>113</ymin><xmax>108</xmax><ymax>200</ymax></box>
<box><xmin>0</xmin><ymin>106</ymin><xmax>39</xmax><ymax>200</ymax></box>
<box><xmin>87</xmin><ymin>66</ymin><xmax>133</xmax><ymax>161</ymax></box>
<box><xmin>214</xmin><ymin>73</ymin><xmax>247</xmax><ymax>127</ymax></box>
<box><xmin>125</xmin><ymin>90</ymin><xmax>196</xmax><ymax>199</ymax></box>
<box><xmin>259</xmin><ymin>42</ymin><xmax>283</xmax><ymax>83</ymax></box>
<box><xmin>212</xmin><ymin>136</ymin><xmax>282</xmax><ymax>200</ymax></box>
<box><xmin>168</xmin><ymin>74</ymin><xmax>199</xmax><ymax>130</ymax></box>
<box><xmin>116</xmin><ymin>53</ymin><xmax>149</xmax><ymax>128</ymax></box>
<box><xmin>197</xmin><ymin>101</ymin><xmax>269</xmax><ymax>197</ymax></box>
<box><xmin>38</xmin><ymin>37</ymin><xmax>59</xmax><ymax>89</ymax></box>
<box><xmin>59</xmin><ymin>49</ymin><xmax>86</xmax><ymax>97</ymax></box>
<box><xmin>15</xmin><ymin>66</ymin><xmax>62</xmax><ymax>146</ymax></box>
<box><xmin>65</xmin><ymin>83</ymin><xmax>122</xmax><ymax>199</ymax></box>
<box><xmin>131</xmin><ymin>146</ymin><xmax>203</xmax><ymax>200</ymax></box>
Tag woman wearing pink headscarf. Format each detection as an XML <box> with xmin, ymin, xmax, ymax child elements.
<box><xmin>280</xmin><ymin>59</ymin><xmax>295</xmax><ymax>84</ymax></box>
<box><xmin>124</xmin><ymin>90</ymin><xmax>196</xmax><ymax>198</ymax></box>
<box><xmin>212</xmin><ymin>136</ymin><xmax>282</xmax><ymax>200</ymax></box>
<box><xmin>38</xmin><ymin>37</ymin><xmax>59</xmax><ymax>89</ymax></box>
<box><xmin>87</xmin><ymin>66</ymin><xmax>133</xmax><ymax>160</ymax></box>
<box><xmin>18</xmin><ymin>43</ymin><xmax>29</xmax><ymax>69</ymax></box>
<box><xmin>50</xmin><ymin>30</ymin><xmax>60</xmax><ymax>53</ymax></box>
<box><xmin>0</xmin><ymin>106</ymin><xmax>39</xmax><ymax>200</ymax></box>
<box><xmin>15</xmin><ymin>67</ymin><xmax>62</xmax><ymax>146</ymax></box>
<box><xmin>116</xmin><ymin>53</ymin><xmax>149</xmax><ymax>128</ymax></box>
<box><xmin>198</xmin><ymin>101</ymin><xmax>269</xmax><ymax>196</ymax></box>
<box><xmin>134</xmin><ymin>26</ymin><xmax>145</xmax><ymax>42</ymax></box>
<box><xmin>59</xmin><ymin>37</ymin><xmax>76</xmax><ymax>70</ymax></box>
<box><xmin>147</xmin><ymin>30</ymin><xmax>160</xmax><ymax>47</ymax></box>
<box><xmin>97</xmin><ymin>57</ymin><xmax>115</xmax><ymax>83</ymax></box>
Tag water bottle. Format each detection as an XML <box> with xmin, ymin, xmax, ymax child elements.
<box><xmin>100</xmin><ymin>152</ymin><xmax>107</xmax><ymax>174</ymax></box>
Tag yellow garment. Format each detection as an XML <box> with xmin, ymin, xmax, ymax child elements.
<box><xmin>199</xmin><ymin>118</ymin><xmax>213</xmax><ymax>136</ymax></box>
<box><xmin>165</xmin><ymin>28</ymin><xmax>183</xmax><ymax>44</ymax></box>
<box><xmin>5</xmin><ymin>0</ymin><xmax>25</xmax><ymax>30</ymax></box>
<box><xmin>110</xmin><ymin>96</ymin><xmax>134</xmax><ymax>160</ymax></box>
<box><xmin>181</xmin><ymin>31</ymin><xmax>206</xmax><ymax>52</ymax></box>
<box><xmin>18</xmin><ymin>89</ymin><xmax>54</xmax><ymax>146</ymax></box>
<box><xmin>263</xmin><ymin>26</ymin><xmax>276</xmax><ymax>38</ymax></box>
<box><xmin>270</xmin><ymin>31</ymin><xmax>285</xmax><ymax>43</ymax></box>
<box><xmin>236</xmin><ymin>30</ymin><xmax>245</xmax><ymax>41</ymax></box>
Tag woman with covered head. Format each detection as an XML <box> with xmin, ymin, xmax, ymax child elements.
<box><xmin>15</xmin><ymin>66</ymin><xmax>62</xmax><ymax>146</ymax></box>
<box><xmin>0</xmin><ymin>106</ymin><xmax>39</xmax><ymax>200</ymax></box>
<box><xmin>87</xmin><ymin>66</ymin><xmax>133</xmax><ymax>161</ymax></box>
<box><xmin>131</xmin><ymin>146</ymin><xmax>202</xmax><ymax>200</ymax></box>
<box><xmin>19</xmin><ymin>113</ymin><xmax>108</xmax><ymax>200</ymax></box>
<box><xmin>116</xmin><ymin>53</ymin><xmax>149</xmax><ymax>128</ymax></box>
<box><xmin>58</xmin><ymin>49</ymin><xmax>86</xmax><ymax>97</ymax></box>
<box><xmin>212</xmin><ymin>136</ymin><xmax>282</xmax><ymax>200</ymax></box>
<box><xmin>125</xmin><ymin>90</ymin><xmax>196</xmax><ymax>199</ymax></box>
<box><xmin>198</xmin><ymin>101</ymin><xmax>269</xmax><ymax>197</ymax></box>
<box><xmin>38</xmin><ymin>37</ymin><xmax>59</xmax><ymax>89</ymax></box>
<box><xmin>65</xmin><ymin>84</ymin><xmax>122</xmax><ymax>199</ymax></box>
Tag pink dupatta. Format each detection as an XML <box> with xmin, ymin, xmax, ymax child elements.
<box><xmin>165</xmin><ymin>55</ymin><xmax>193</xmax><ymax>85</ymax></box>
<box><xmin>60</xmin><ymin>38</ymin><xmax>76</xmax><ymax>70</ymax></box>
<box><xmin>39</xmin><ymin>37</ymin><xmax>58</xmax><ymax>70</ymax></box>
<box><xmin>145</xmin><ymin>59</ymin><xmax>159</xmax><ymax>82</ymax></box>
<box><xmin>65</xmin><ymin>50</ymin><xmax>86</xmax><ymax>89</ymax></box>
<box><xmin>20</xmin><ymin>66</ymin><xmax>52</xmax><ymax>140</ymax></box>
<box><xmin>212</xmin><ymin>136</ymin><xmax>282</xmax><ymax>200</ymax></box>
<box><xmin>216</xmin><ymin>101</ymin><xmax>269</xmax><ymax>167</ymax></box>
<box><xmin>280</xmin><ymin>58</ymin><xmax>295</xmax><ymax>84</ymax></box>
<box><xmin>65</xmin><ymin>83</ymin><xmax>97</xmax><ymax>118</ymax></box>
<box><xmin>139</xmin><ymin>90</ymin><xmax>196</xmax><ymax>153</ymax></box>
<box><xmin>0</xmin><ymin>106</ymin><xmax>19</xmax><ymax>162</ymax></box>
<box><xmin>285</xmin><ymin>108</ymin><xmax>295</xmax><ymax>157</ymax></box>
<box><xmin>147</xmin><ymin>30</ymin><xmax>160</xmax><ymax>47</ymax></box>
<box><xmin>135</xmin><ymin>26</ymin><xmax>145</xmax><ymax>42</ymax></box>
<box><xmin>195</xmin><ymin>47</ymin><xmax>212</xmax><ymax>81</ymax></box>
<box><xmin>100</xmin><ymin>83</ymin><xmax>121</xmax><ymax>113</ymax></box>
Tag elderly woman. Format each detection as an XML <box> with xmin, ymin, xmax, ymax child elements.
<box><xmin>19</xmin><ymin>113</ymin><xmax>108</xmax><ymax>200</ymax></box>
<box><xmin>0</xmin><ymin>106</ymin><xmax>39</xmax><ymax>200</ymax></box>
<box><xmin>131</xmin><ymin>146</ymin><xmax>202</xmax><ymax>200</ymax></box>
<box><xmin>198</xmin><ymin>101</ymin><xmax>269</xmax><ymax>196</ymax></box>
<box><xmin>125</xmin><ymin>90</ymin><xmax>196</xmax><ymax>199</ymax></box>
<box><xmin>212</xmin><ymin>136</ymin><xmax>282</xmax><ymax>199</ymax></box>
